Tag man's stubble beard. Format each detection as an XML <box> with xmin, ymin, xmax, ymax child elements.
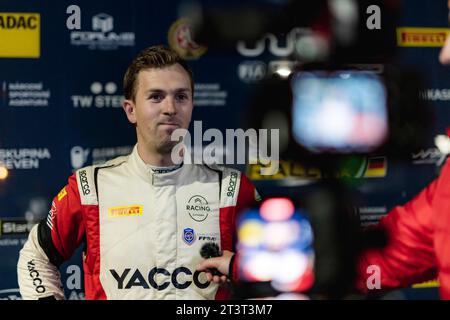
<box><xmin>137</xmin><ymin>126</ymin><xmax>177</xmax><ymax>157</ymax></box>
<box><xmin>154</xmin><ymin>127</ymin><xmax>185</xmax><ymax>155</ymax></box>
<box><xmin>155</xmin><ymin>138</ymin><xmax>178</xmax><ymax>155</ymax></box>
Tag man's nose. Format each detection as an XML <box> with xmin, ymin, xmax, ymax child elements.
<box><xmin>439</xmin><ymin>34</ymin><xmax>450</xmax><ymax>65</ymax></box>
<box><xmin>162</xmin><ymin>97</ymin><xmax>177</xmax><ymax>115</ymax></box>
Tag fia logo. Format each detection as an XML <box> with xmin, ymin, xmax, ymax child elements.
<box><xmin>183</xmin><ymin>228</ymin><xmax>196</xmax><ymax>245</ymax></box>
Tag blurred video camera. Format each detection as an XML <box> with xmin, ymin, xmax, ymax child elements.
<box><xmin>232</xmin><ymin>187</ymin><xmax>369</xmax><ymax>300</ymax></box>
<box><xmin>183</xmin><ymin>0</ymin><xmax>429</xmax><ymax>299</ymax></box>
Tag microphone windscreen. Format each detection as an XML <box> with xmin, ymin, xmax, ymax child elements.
<box><xmin>200</xmin><ymin>242</ymin><xmax>222</xmax><ymax>258</ymax></box>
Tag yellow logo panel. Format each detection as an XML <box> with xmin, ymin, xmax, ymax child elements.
<box><xmin>57</xmin><ymin>187</ymin><xmax>67</xmax><ymax>201</ymax></box>
<box><xmin>412</xmin><ymin>279</ymin><xmax>440</xmax><ymax>289</ymax></box>
<box><xmin>108</xmin><ymin>205</ymin><xmax>143</xmax><ymax>217</ymax></box>
<box><xmin>397</xmin><ymin>27</ymin><xmax>450</xmax><ymax>47</ymax></box>
<box><xmin>0</xmin><ymin>13</ymin><xmax>40</xmax><ymax>58</ymax></box>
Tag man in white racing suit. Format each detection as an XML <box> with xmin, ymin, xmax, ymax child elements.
<box><xmin>17</xmin><ymin>45</ymin><xmax>258</xmax><ymax>300</ymax></box>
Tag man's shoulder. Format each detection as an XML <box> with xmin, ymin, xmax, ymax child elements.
<box><xmin>72</xmin><ymin>154</ymin><xmax>131</xmax><ymax>205</ymax></box>
<box><xmin>191</xmin><ymin>164</ymin><xmax>256</xmax><ymax>202</ymax></box>
<box><xmin>75</xmin><ymin>154</ymin><xmax>130</xmax><ymax>175</ymax></box>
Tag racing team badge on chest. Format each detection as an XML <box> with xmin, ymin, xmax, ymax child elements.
<box><xmin>186</xmin><ymin>195</ymin><xmax>211</xmax><ymax>222</ymax></box>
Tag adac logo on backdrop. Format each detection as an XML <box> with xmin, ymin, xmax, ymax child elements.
<box><xmin>0</xmin><ymin>13</ymin><xmax>40</xmax><ymax>58</ymax></box>
<box><xmin>66</xmin><ymin>5</ymin><xmax>135</xmax><ymax>50</ymax></box>
<box><xmin>71</xmin><ymin>81</ymin><xmax>123</xmax><ymax>108</ymax></box>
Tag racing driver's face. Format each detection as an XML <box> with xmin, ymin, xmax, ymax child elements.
<box><xmin>123</xmin><ymin>63</ymin><xmax>193</xmax><ymax>156</ymax></box>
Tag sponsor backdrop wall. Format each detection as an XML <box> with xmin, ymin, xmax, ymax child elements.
<box><xmin>0</xmin><ymin>0</ymin><xmax>447</xmax><ymax>299</ymax></box>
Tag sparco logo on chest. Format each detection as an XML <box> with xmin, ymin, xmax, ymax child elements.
<box><xmin>79</xmin><ymin>169</ymin><xmax>90</xmax><ymax>195</ymax></box>
<box><xmin>186</xmin><ymin>195</ymin><xmax>211</xmax><ymax>222</ymax></box>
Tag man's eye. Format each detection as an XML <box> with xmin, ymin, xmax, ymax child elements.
<box><xmin>176</xmin><ymin>94</ymin><xmax>189</xmax><ymax>101</ymax></box>
<box><xmin>149</xmin><ymin>94</ymin><xmax>163</xmax><ymax>101</ymax></box>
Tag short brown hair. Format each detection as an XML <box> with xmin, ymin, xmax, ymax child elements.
<box><xmin>123</xmin><ymin>45</ymin><xmax>194</xmax><ymax>101</ymax></box>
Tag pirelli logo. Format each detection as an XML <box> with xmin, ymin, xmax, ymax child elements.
<box><xmin>0</xmin><ymin>13</ymin><xmax>40</xmax><ymax>58</ymax></box>
<box><xmin>108</xmin><ymin>205</ymin><xmax>143</xmax><ymax>217</ymax></box>
<box><xmin>397</xmin><ymin>27</ymin><xmax>450</xmax><ymax>47</ymax></box>
<box><xmin>57</xmin><ymin>187</ymin><xmax>67</xmax><ymax>201</ymax></box>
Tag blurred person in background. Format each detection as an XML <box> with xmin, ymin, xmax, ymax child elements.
<box><xmin>354</xmin><ymin>1</ymin><xmax>450</xmax><ymax>299</ymax></box>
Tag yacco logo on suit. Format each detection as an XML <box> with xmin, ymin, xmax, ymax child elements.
<box><xmin>27</xmin><ymin>260</ymin><xmax>46</xmax><ymax>294</ymax></box>
<box><xmin>109</xmin><ymin>267</ymin><xmax>209</xmax><ymax>290</ymax></box>
<box><xmin>186</xmin><ymin>196</ymin><xmax>211</xmax><ymax>222</ymax></box>
<box><xmin>0</xmin><ymin>13</ymin><xmax>40</xmax><ymax>58</ymax></box>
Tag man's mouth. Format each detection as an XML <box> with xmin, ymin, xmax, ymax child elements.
<box><xmin>158</xmin><ymin>122</ymin><xmax>180</xmax><ymax>129</ymax></box>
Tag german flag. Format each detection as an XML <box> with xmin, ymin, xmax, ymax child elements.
<box><xmin>364</xmin><ymin>156</ymin><xmax>387</xmax><ymax>178</ymax></box>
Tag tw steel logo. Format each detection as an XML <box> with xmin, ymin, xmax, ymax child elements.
<box><xmin>110</xmin><ymin>267</ymin><xmax>209</xmax><ymax>290</ymax></box>
<box><xmin>79</xmin><ymin>169</ymin><xmax>90</xmax><ymax>195</ymax></box>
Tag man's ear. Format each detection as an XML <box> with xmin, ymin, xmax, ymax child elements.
<box><xmin>123</xmin><ymin>99</ymin><xmax>137</xmax><ymax>124</ymax></box>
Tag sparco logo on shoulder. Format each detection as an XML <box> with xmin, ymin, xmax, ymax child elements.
<box><xmin>227</xmin><ymin>172</ymin><xmax>238</xmax><ymax>197</ymax></box>
<box><xmin>79</xmin><ymin>169</ymin><xmax>90</xmax><ymax>195</ymax></box>
<box><xmin>186</xmin><ymin>195</ymin><xmax>211</xmax><ymax>222</ymax></box>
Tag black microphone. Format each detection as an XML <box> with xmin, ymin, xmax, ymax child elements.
<box><xmin>200</xmin><ymin>242</ymin><xmax>221</xmax><ymax>258</ymax></box>
<box><xmin>200</xmin><ymin>242</ymin><xmax>222</xmax><ymax>276</ymax></box>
